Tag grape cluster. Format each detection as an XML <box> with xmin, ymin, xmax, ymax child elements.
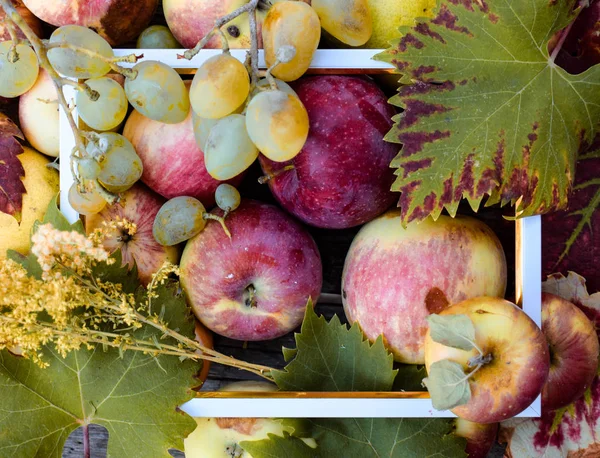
<box><xmin>0</xmin><ymin>0</ymin><xmax>374</xmax><ymax>247</ymax></box>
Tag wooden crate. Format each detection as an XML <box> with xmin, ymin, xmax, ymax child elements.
<box><xmin>58</xmin><ymin>49</ymin><xmax>542</xmax><ymax>418</ymax></box>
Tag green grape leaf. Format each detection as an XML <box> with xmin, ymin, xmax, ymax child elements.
<box><xmin>7</xmin><ymin>195</ymin><xmax>86</xmax><ymax>279</ymax></box>
<box><xmin>0</xmin><ymin>256</ymin><xmax>199</xmax><ymax>457</ymax></box>
<box><xmin>241</xmin><ymin>433</ymin><xmax>317</xmax><ymax>458</ymax></box>
<box><xmin>392</xmin><ymin>364</ymin><xmax>428</xmax><ymax>392</ymax></box>
<box><xmin>423</xmin><ymin>360</ymin><xmax>472</xmax><ymax>411</ymax></box>
<box><xmin>0</xmin><ymin>113</ymin><xmax>25</xmax><ymax>223</ymax></box>
<box><xmin>272</xmin><ymin>302</ymin><xmax>397</xmax><ymax>391</ymax></box>
<box><xmin>252</xmin><ymin>305</ymin><xmax>467</xmax><ymax>457</ymax></box>
<box><xmin>378</xmin><ymin>0</ymin><xmax>600</xmax><ymax>224</ymax></box>
<box><xmin>243</xmin><ymin>419</ymin><xmax>467</xmax><ymax>458</ymax></box>
<box><xmin>427</xmin><ymin>314</ymin><xmax>476</xmax><ymax>351</ymax></box>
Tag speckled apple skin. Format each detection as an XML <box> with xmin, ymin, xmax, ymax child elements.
<box><xmin>259</xmin><ymin>75</ymin><xmax>398</xmax><ymax>229</ymax></box>
<box><xmin>23</xmin><ymin>0</ymin><xmax>157</xmax><ymax>46</ymax></box>
<box><xmin>541</xmin><ymin>292</ymin><xmax>599</xmax><ymax>411</ymax></box>
<box><xmin>85</xmin><ymin>183</ymin><xmax>180</xmax><ymax>286</ymax></box>
<box><xmin>180</xmin><ymin>200</ymin><xmax>322</xmax><ymax>341</ymax></box>
<box><xmin>424</xmin><ymin>297</ymin><xmax>550</xmax><ymax>424</ymax></box>
<box><xmin>122</xmin><ymin>84</ymin><xmax>243</xmax><ymax>208</ymax></box>
<box><xmin>342</xmin><ymin>210</ymin><xmax>507</xmax><ymax>364</ymax></box>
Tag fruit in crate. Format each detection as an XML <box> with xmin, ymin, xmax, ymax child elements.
<box><xmin>312</xmin><ymin>0</ymin><xmax>372</xmax><ymax>46</ymax></box>
<box><xmin>22</xmin><ymin>0</ymin><xmax>157</xmax><ymax>46</ymax></box>
<box><xmin>0</xmin><ymin>41</ymin><xmax>38</xmax><ymax>98</ymax></box>
<box><xmin>342</xmin><ymin>210</ymin><xmax>507</xmax><ymax>364</ymax></box>
<box><xmin>180</xmin><ymin>200</ymin><xmax>322</xmax><ymax>341</ymax></box>
<box><xmin>424</xmin><ymin>297</ymin><xmax>550</xmax><ymax>423</ymax></box>
<box><xmin>0</xmin><ymin>0</ymin><xmax>42</xmax><ymax>42</ymax></box>
<box><xmin>163</xmin><ymin>0</ymin><xmax>269</xmax><ymax>49</ymax></box>
<box><xmin>85</xmin><ymin>183</ymin><xmax>181</xmax><ymax>286</ymax></box>
<box><xmin>540</xmin><ymin>292</ymin><xmax>599</xmax><ymax>411</ymax></box>
<box><xmin>185</xmin><ymin>381</ymin><xmax>316</xmax><ymax>458</ymax></box>
<box><xmin>75</xmin><ymin>76</ymin><xmax>128</xmax><ymax>132</ymax></box>
<box><xmin>124</xmin><ymin>60</ymin><xmax>190</xmax><ymax>124</ymax></box>
<box><xmin>123</xmin><ymin>83</ymin><xmax>244</xmax><ymax>207</ymax></box>
<box><xmin>263</xmin><ymin>1</ymin><xmax>321</xmax><ymax>82</ymax></box>
<box><xmin>137</xmin><ymin>25</ymin><xmax>181</xmax><ymax>49</ymax></box>
<box><xmin>19</xmin><ymin>70</ymin><xmax>59</xmax><ymax>157</ymax></box>
<box><xmin>246</xmin><ymin>89</ymin><xmax>309</xmax><ymax>162</ymax></box>
<box><xmin>259</xmin><ymin>75</ymin><xmax>398</xmax><ymax>229</ymax></box>
<box><xmin>0</xmin><ymin>147</ymin><xmax>59</xmax><ymax>257</ymax></box>
<box><xmin>190</xmin><ymin>53</ymin><xmax>249</xmax><ymax>119</ymax></box>
<box><xmin>453</xmin><ymin>418</ymin><xmax>498</xmax><ymax>458</ymax></box>
<box><xmin>92</xmin><ymin>132</ymin><xmax>143</xmax><ymax>193</ymax></box>
<box><xmin>364</xmin><ymin>0</ymin><xmax>437</xmax><ymax>48</ymax></box>
<box><xmin>47</xmin><ymin>25</ymin><xmax>113</xmax><ymax>79</ymax></box>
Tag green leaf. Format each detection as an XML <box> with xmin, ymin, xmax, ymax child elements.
<box><xmin>252</xmin><ymin>305</ymin><xmax>467</xmax><ymax>458</ymax></box>
<box><xmin>427</xmin><ymin>314</ymin><xmax>476</xmax><ymax>351</ymax></box>
<box><xmin>378</xmin><ymin>0</ymin><xmax>600</xmax><ymax>224</ymax></box>
<box><xmin>244</xmin><ymin>419</ymin><xmax>467</xmax><ymax>458</ymax></box>
<box><xmin>392</xmin><ymin>364</ymin><xmax>428</xmax><ymax>392</ymax></box>
<box><xmin>241</xmin><ymin>433</ymin><xmax>318</xmax><ymax>458</ymax></box>
<box><xmin>423</xmin><ymin>360</ymin><xmax>471</xmax><ymax>411</ymax></box>
<box><xmin>272</xmin><ymin>303</ymin><xmax>397</xmax><ymax>391</ymax></box>
<box><xmin>7</xmin><ymin>195</ymin><xmax>85</xmax><ymax>278</ymax></box>
<box><xmin>0</xmin><ymin>278</ymin><xmax>199</xmax><ymax>457</ymax></box>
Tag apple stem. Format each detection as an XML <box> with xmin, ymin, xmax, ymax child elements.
<box><xmin>258</xmin><ymin>165</ymin><xmax>296</xmax><ymax>184</ymax></box>
<box><xmin>244</xmin><ymin>284</ymin><xmax>258</xmax><ymax>308</ymax></box>
<box><xmin>203</xmin><ymin>213</ymin><xmax>232</xmax><ymax>239</ymax></box>
<box><xmin>467</xmin><ymin>353</ymin><xmax>493</xmax><ymax>368</ymax></box>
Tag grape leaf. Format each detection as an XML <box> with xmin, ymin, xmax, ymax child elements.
<box><xmin>392</xmin><ymin>364</ymin><xmax>428</xmax><ymax>392</ymax></box>
<box><xmin>247</xmin><ymin>306</ymin><xmax>467</xmax><ymax>457</ymax></box>
<box><xmin>501</xmin><ymin>272</ymin><xmax>600</xmax><ymax>457</ymax></box>
<box><xmin>426</xmin><ymin>314</ymin><xmax>476</xmax><ymax>351</ymax></box>
<box><xmin>423</xmin><ymin>360</ymin><xmax>472</xmax><ymax>411</ymax></box>
<box><xmin>378</xmin><ymin>0</ymin><xmax>600</xmax><ymax>224</ymax></box>
<box><xmin>0</xmin><ymin>249</ymin><xmax>198</xmax><ymax>457</ymax></box>
<box><xmin>0</xmin><ymin>113</ymin><xmax>25</xmax><ymax>223</ymax></box>
<box><xmin>543</xmin><ymin>142</ymin><xmax>600</xmax><ymax>292</ymax></box>
<box><xmin>272</xmin><ymin>303</ymin><xmax>398</xmax><ymax>391</ymax></box>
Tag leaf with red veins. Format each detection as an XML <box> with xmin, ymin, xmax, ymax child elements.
<box><xmin>500</xmin><ymin>272</ymin><xmax>600</xmax><ymax>457</ymax></box>
<box><xmin>543</xmin><ymin>141</ymin><xmax>600</xmax><ymax>292</ymax></box>
<box><xmin>378</xmin><ymin>0</ymin><xmax>600</xmax><ymax>225</ymax></box>
<box><xmin>0</xmin><ymin>113</ymin><xmax>25</xmax><ymax>223</ymax></box>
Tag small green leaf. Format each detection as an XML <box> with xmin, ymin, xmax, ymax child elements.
<box><xmin>241</xmin><ymin>433</ymin><xmax>317</xmax><ymax>458</ymax></box>
<box><xmin>427</xmin><ymin>314</ymin><xmax>476</xmax><ymax>351</ymax></box>
<box><xmin>423</xmin><ymin>360</ymin><xmax>471</xmax><ymax>411</ymax></box>
<box><xmin>272</xmin><ymin>302</ymin><xmax>397</xmax><ymax>391</ymax></box>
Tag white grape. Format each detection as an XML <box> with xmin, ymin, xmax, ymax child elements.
<box><xmin>76</xmin><ymin>77</ymin><xmax>128</xmax><ymax>131</ymax></box>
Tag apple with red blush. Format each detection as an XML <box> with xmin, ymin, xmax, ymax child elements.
<box><xmin>122</xmin><ymin>82</ymin><xmax>243</xmax><ymax>208</ymax></box>
<box><xmin>85</xmin><ymin>183</ymin><xmax>181</xmax><ymax>286</ymax></box>
<box><xmin>180</xmin><ymin>199</ymin><xmax>322</xmax><ymax>341</ymax></box>
<box><xmin>0</xmin><ymin>0</ymin><xmax>42</xmax><ymax>42</ymax></box>
<box><xmin>453</xmin><ymin>418</ymin><xmax>498</xmax><ymax>458</ymax></box>
<box><xmin>541</xmin><ymin>292</ymin><xmax>599</xmax><ymax>411</ymax></box>
<box><xmin>342</xmin><ymin>209</ymin><xmax>507</xmax><ymax>364</ymax></box>
<box><xmin>259</xmin><ymin>75</ymin><xmax>398</xmax><ymax>229</ymax></box>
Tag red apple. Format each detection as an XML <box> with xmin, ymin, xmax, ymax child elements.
<box><xmin>259</xmin><ymin>75</ymin><xmax>398</xmax><ymax>229</ymax></box>
<box><xmin>0</xmin><ymin>0</ymin><xmax>43</xmax><ymax>42</ymax></box>
<box><xmin>180</xmin><ymin>199</ymin><xmax>322</xmax><ymax>341</ymax></box>
<box><xmin>85</xmin><ymin>183</ymin><xmax>181</xmax><ymax>286</ymax></box>
<box><xmin>424</xmin><ymin>297</ymin><xmax>550</xmax><ymax>424</ymax></box>
<box><xmin>22</xmin><ymin>0</ymin><xmax>157</xmax><ymax>46</ymax></box>
<box><xmin>453</xmin><ymin>418</ymin><xmax>498</xmax><ymax>458</ymax></box>
<box><xmin>342</xmin><ymin>210</ymin><xmax>507</xmax><ymax>364</ymax></box>
<box><xmin>122</xmin><ymin>82</ymin><xmax>243</xmax><ymax>208</ymax></box>
<box><xmin>541</xmin><ymin>292</ymin><xmax>599</xmax><ymax>411</ymax></box>
<box><xmin>19</xmin><ymin>69</ymin><xmax>59</xmax><ymax>158</ymax></box>
<box><xmin>194</xmin><ymin>320</ymin><xmax>214</xmax><ymax>386</ymax></box>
